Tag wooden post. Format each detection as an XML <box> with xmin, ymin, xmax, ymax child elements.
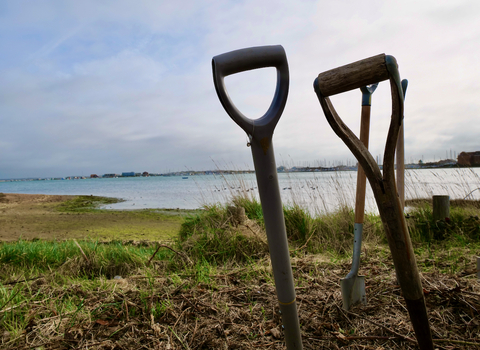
<box><xmin>432</xmin><ymin>195</ymin><xmax>450</xmax><ymax>222</ymax></box>
<box><xmin>477</xmin><ymin>257</ymin><xmax>479</xmax><ymax>280</ymax></box>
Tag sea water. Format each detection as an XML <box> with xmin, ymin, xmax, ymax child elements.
<box><xmin>1</xmin><ymin>168</ymin><xmax>480</xmax><ymax>214</ymax></box>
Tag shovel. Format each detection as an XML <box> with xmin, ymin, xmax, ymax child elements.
<box><xmin>212</xmin><ymin>45</ymin><xmax>303</xmax><ymax>350</ymax></box>
<box><xmin>314</xmin><ymin>54</ymin><xmax>434</xmax><ymax>350</ymax></box>
<box><xmin>340</xmin><ymin>83</ymin><xmax>377</xmax><ymax>310</ymax></box>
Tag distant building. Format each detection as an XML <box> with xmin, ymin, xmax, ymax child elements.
<box><xmin>458</xmin><ymin>151</ymin><xmax>480</xmax><ymax>166</ymax></box>
<box><xmin>90</xmin><ymin>174</ymin><xmax>99</xmax><ymax>178</ymax></box>
<box><xmin>122</xmin><ymin>172</ymin><xmax>135</xmax><ymax>177</ymax></box>
<box><xmin>142</xmin><ymin>171</ymin><xmax>149</xmax><ymax>177</ymax></box>
<box><xmin>103</xmin><ymin>173</ymin><xmax>118</xmax><ymax>178</ymax></box>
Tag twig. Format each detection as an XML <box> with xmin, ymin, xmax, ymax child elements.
<box><xmin>0</xmin><ymin>287</ymin><xmax>23</xmax><ymax>313</ymax></box>
<box><xmin>171</xmin><ymin>281</ymin><xmax>188</xmax><ymax>295</ymax></box>
<box><xmin>463</xmin><ymin>188</ymin><xmax>480</xmax><ymax>199</ymax></box>
<box><xmin>0</xmin><ymin>298</ymin><xmax>49</xmax><ymax>314</ymax></box>
<box><xmin>344</xmin><ymin>309</ymin><xmax>416</xmax><ymax>343</ymax></box>
<box><xmin>124</xmin><ymin>299</ymin><xmax>129</xmax><ymax>322</ymax></box>
<box><xmin>307</xmin><ymin>335</ymin><xmax>402</xmax><ymax>341</ymax></box>
<box><xmin>5</xmin><ymin>275</ymin><xmax>43</xmax><ymax>285</ymax></box>
<box><xmin>147</xmin><ymin>244</ymin><xmax>193</xmax><ymax>266</ymax></box>
<box><xmin>181</xmin><ymin>294</ymin><xmax>200</xmax><ymax>312</ymax></box>
<box><xmin>172</xmin><ymin>307</ymin><xmax>190</xmax><ymax>330</ymax></box>
<box><xmin>293</xmin><ymin>227</ymin><xmax>317</xmax><ymax>252</ymax></box>
<box><xmin>334</xmin><ymin>303</ymin><xmax>354</xmax><ymax>327</ymax></box>
<box><xmin>74</xmin><ymin>239</ymin><xmax>90</xmax><ymax>264</ymax></box>
<box><xmin>190</xmin><ymin>319</ymin><xmax>198</xmax><ymax>348</ymax></box>
<box><xmin>243</xmin><ymin>223</ymin><xmax>269</xmax><ymax>249</ymax></box>
<box><xmin>433</xmin><ymin>338</ymin><xmax>480</xmax><ymax>346</ymax></box>
<box><xmin>168</xmin><ymin>325</ymin><xmax>190</xmax><ymax>350</ymax></box>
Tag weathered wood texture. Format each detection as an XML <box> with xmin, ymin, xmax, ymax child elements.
<box><xmin>316</xmin><ymin>54</ymin><xmax>389</xmax><ymax>96</ymax></box>
<box><xmin>433</xmin><ymin>195</ymin><xmax>450</xmax><ymax>222</ymax></box>
<box><xmin>315</xmin><ymin>61</ymin><xmax>434</xmax><ymax>349</ymax></box>
<box><xmin>396</xmin><ymin>124</ymin><xmax>405</xmax><ymax>209</ymax></box>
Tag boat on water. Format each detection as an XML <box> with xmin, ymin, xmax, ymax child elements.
<box><xmin>182</xmin><ymin>176</ymin><xmax>188</xmax><ymax>179</ymax></box>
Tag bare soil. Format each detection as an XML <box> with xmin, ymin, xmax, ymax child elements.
<box><xmin>0</xmin><ymin>193</ymin><xmax>186</xmax><ymax>242</ymax></box>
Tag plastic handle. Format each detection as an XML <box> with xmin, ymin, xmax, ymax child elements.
<box><xmin>212</xmin><ymin>45</ymin><xmax>289</xmax><ymax>136</ymax></box>
<box><xmin>316</xmin><ymin>54</ymin><xmax>396</xmax><ymax>97</ymax></box>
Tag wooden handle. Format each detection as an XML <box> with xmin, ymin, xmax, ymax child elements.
<box><xmin>354</xmin><ymin>105</ymin><xmax>371</xmax><ymax>224</ymax></box>
<box><xmin>316</xmin><ymin>54</ymin><xmax>391</xmax><ymax>97</ymax></box>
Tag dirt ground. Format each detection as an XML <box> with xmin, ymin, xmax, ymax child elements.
<box><xmin>0</xmin><ymin>193</ymin><xmax>185</xmax><ymax>242</ymax></box>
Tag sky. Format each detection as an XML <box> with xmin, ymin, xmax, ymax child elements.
<box><xmin>1</xmin><ymin>0</ymin><xmax>480</xmax><ymax>179</ymax></box>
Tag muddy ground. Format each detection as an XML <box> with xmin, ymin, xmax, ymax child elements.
<box><xmin>0</xmin><ymin>193</ymin><xmax>189</xmax><ymax>242</ymax></box>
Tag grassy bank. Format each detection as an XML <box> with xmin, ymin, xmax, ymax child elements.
<box><xmin>0</xmin><ymin>194</ymin><xmax>195</xmax><ymax>242</ymax></box>
<box><xmin>1</xmin><ymin>195</ymin><xmax>480</xmax><ymax>349</ymax></box>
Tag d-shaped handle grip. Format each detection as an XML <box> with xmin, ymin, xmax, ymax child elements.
<box><xmin>212</xmin><ymin>45</ymin><xmax>289</xmax><ymax>137</ymax></box>
<box><xmin>360</xmin><ymin>83</ymin><xmax>378</xmax><ymax>106</ymax></box>
<box><xmin>316</xmin><ymin>54</ymin><xmax>397</xmax><ymax>97</ymax></box>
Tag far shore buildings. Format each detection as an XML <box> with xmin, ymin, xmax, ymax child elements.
<box><xmin>458</xmin><ymin>151</ymin><xmax>480</xmax><ymax>166</ymax></box>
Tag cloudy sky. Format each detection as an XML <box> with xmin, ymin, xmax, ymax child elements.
<box><xmin>1</xmin><ymin>0</ymin><xmax>479</xmax><ymax>179</ymax></box>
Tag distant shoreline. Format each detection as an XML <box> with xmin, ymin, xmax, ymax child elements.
<box><xmin>1</xmin><ymin>161</ymin><xmax>475</xmax><ymax>182</ymax></box>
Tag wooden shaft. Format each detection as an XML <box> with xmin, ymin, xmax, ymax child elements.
<box><xmin>396</xmin><ymin>124</ymin><xmax>405</xmax><ymax>210</ymax></box>
<box><xmin>316</xmin><ymin>54</ymin><xmax>390</xmax><ymax>97</ymax></box>
<box><xmin>354</xmin><ymin>105</ymin><xmax>371</xmax><ymax>224</ymax></box>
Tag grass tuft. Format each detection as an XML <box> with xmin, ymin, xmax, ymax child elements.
<box><xmin>0</xmin><ymin>240</ymin><xmax>173</xmax><ymax>279</ymax></box>
<box><xmin>406</xmin><ymin>199</ymin><xmax>480</xmax><ymax>243</ymax></box>
<box><xmin>177</xmin><ymin>203</ymin><xmax>268</xmax><ymax>264</ymax></box>
<box><xmin>56</xmin><ymin>195</ymin><xmax>123</xmax><ymax>212</ymax></box>
<box><xmin>178</xmin><ymin>197</ymin><xmax>385</xmax><ymax>259</ymax></box>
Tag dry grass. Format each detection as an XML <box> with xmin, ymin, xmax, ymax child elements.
<box><xmin>1</xmin><ymin>248</ymin><xmax>479</xmax><ymax>349</ymax></box>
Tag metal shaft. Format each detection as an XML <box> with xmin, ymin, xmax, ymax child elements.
<box><xmin>250</xmin><ymin>135</ymin><xmax>303</xmax><ymax>350</ymax></box>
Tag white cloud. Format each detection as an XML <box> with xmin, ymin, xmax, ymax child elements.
<box><xmin>1</xmin><ymin>0</ymin><xmax>480</xmax><ymax>178</ymax></box>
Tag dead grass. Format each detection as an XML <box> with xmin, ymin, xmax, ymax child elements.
<box><xmin>2</xmin><ymin>195</ymin><xmax>480</xmax><ymax>349</ymax></box>
<box><xmin>1</xmin><ymin>247</ymin><xmax>479</xmax><ymax>350</ymax></box>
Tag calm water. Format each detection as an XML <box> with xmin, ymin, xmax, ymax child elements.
<box><xmin>2</xmin><ymin>168</ymin><xmax>480</xmax><ymax>214</ymax></box>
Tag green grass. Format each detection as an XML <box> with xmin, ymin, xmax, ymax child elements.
<box><xmin>0</xmin><ymin>240</ymin><xmax>174</xmax><ymax>279</ymax></box>
<box><xmin>56</xmin><ymin>195</ymin><xmax>123</xmax><ymax>212</ymax></box>
<box><xmin>178</xmin><ymin>197</ymin><xmax>385</xmax><ymax>259</ymax></box>
<box><xmin>178</xmin><ymin>204</ymin><xmax>268</xmax><ymax>264</ymax></box>
<box><xmin>406</xmin><ymin>200</ymin><xmax>480</xmax><ymax>243</ymax></box>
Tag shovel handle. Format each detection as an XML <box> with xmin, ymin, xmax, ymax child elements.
<box><xmin>212</xmin><ymin>45</ymin><xmax>289</xmax><ymax>137</ymax></box>
<box><xmin>316</xmin><ymin>54</ymin><xmax>393</xmax><ymax>97</ymax></box>
<box><xmin>354</xmin><ymin>104</ymin><xmax>371</xmax><ymax>224</ymax></box>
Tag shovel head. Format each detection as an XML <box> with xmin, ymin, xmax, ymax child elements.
<box><xmin>341</xmin><ymin>275</ymin><xmax>366</xmax><ymax>310</ymax></box>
